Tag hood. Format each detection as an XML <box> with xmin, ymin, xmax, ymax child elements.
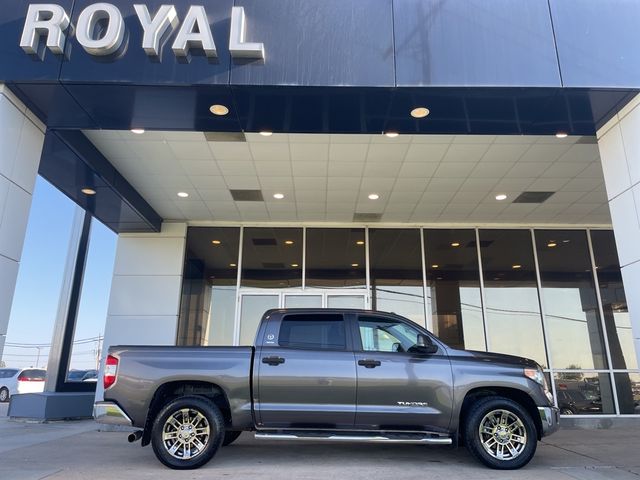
<box><xmin>448</xmin><ymin>348</ymin><xmax>540</xmax><ymax>369</ymax></box>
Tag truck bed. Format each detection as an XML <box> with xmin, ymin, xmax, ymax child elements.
<box><xmin>104</xmin><ymin>346</ymin><xmax>254</xmax><ymax>429</ymax></box>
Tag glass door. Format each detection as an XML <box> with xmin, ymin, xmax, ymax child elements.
<box><xmin>236</xmin><ymin>290</ymin><xmax>368</xmax><ymax>346</ymax></box>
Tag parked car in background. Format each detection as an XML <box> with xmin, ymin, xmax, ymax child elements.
<box><xmin>0</xmin><ymin>368</ymin><xmax>46</xmax><ymax>402</ymax></box>
<box><xmin>82</xmin><ymin>370</ymin><xmax>98</xmax><ymax>382</ymax></box>
<box><xmin>557</xmin><ymin>389</ymin><xmax>602</xmax><ymax>415</ymax></box>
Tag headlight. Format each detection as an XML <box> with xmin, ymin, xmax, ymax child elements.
<box><xmin>524</xmin><ymin>366</ymin><xmax>554</xmax><ymax>403</ymax></box>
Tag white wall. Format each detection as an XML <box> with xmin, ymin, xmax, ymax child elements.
<box><xmin>97</xmin><ymin>222</ymin><xmax>186</xmax><ymax>399</ymax></box>
<box><xmin>597</xmin><ymin>93</ymin><xmax>640</xmax><ymax>371</ymax></box>
<box><xmin>0</xmin><ymin>84</ymin><xmax>45</xmax><ymax>361</ymax></box>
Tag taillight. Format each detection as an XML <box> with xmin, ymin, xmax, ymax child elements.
<box><xmin>104</xmin><ymin>355</ymin><xmax>119</xmax><ymax>390</ymax></box>
<box><xmin>18</xmin><ymin>375</ymin><xmax>44</xmax><ymax>382</ymax></box>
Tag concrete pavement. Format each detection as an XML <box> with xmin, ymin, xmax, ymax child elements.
<box><xmin>1</xmin><ymin>402</ymin><xmax>639</xmax><ymax>479</ymax></box>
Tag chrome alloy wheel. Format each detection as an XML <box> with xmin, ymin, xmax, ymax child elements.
<box><xmin>162</xmin><ymin>408</ymin><xmax>211</xmax><ymax>460</ymax></box>
<box><xmin>478</xmin><ymin>409</ymin><xmax>527</xmax><ymax>461</ymax></box>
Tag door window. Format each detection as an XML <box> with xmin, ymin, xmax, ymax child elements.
<box><xmin>358</xmin><ymin>316</ymin><xmax>423</xmax><ymax>353</ymax></box>
<box><xmin>278</xmin><ymin>314</ymin><xmax>346</xmax><ymax>350</ymax></box>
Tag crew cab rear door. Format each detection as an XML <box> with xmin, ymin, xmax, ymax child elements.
<box><xmin>255</xmin><ymin>312</ymin><xmax>357</xmax><ymax>429</ymax></box>
<box><xmin>352</xmin><ymin>313</ymin><xmax>453</xmax><ymax>432</ymax></box>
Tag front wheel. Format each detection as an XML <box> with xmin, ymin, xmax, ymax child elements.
<box><xmin>463</xmin><ymin>396</ymin><xmax>538</xmax><ymax>470</ymax></box>
<box><xmin>151</xmin><ymin>396</ymin><xmax>225</xmax><ymax>470</ymax></box>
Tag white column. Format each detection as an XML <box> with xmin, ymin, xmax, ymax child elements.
<box><xmin>97</xmin><ymin>222</ymin><xmax>186</xmax><ymax>399</ymax></box>
<box><xmin>597</xmin><ymin>93</ymin><xmax>640</xmax><ymax>370</ymax></box>
<box><xmin>0</xmin><ymin>84</ymin><xmax>46</xmax><ymax>362</ymax></box>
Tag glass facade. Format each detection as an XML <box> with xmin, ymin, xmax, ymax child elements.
<box><xmin>178</xmin><ymin>226</ymin><xmax>640</xmax><ymax>416</ymax></box>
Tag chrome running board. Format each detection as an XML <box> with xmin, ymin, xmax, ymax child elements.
<box><xmin>255</xmin><ymin>432</ymin><xmax>452</xmax><ymax>445</ymax></box>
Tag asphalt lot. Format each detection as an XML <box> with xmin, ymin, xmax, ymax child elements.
<box><xmin>1</xmin><ymin>402</ymin><xmax>639</xmax><ymax>480</ymax></box>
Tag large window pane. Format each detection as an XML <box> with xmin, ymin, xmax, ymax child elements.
<box><xmin>614</xmin><ymin>373</ymin><xmax>640</xmax><ymax>414</ymax></box>
<box><xmin>424</xmin><ymin>229</ymin><xmax>484</xmax><ymax>350</ymax></box>
<box><xmin>3</xmin><ymin>178</ymin><xmax>77</xmax><ymax>374</ymax></box>
<box><xmin>241</xmin><ymin>228</ymin><xmax>303</xmax><ymax>288</ymax></box>
<box><xmin>479</xmin><ymin>230</ymin><xmax>547</xmax><ymax>367</ymax></box>
<box><xmin>67</xmin><ymin>218</ymin><xmax>117</xmax><ymax>382</ymax></box>
<box><xmin>178</xmin><ymin>227</ymin><xmax>240</xmax><ymax>346</ymax></box>
<box><xmin>591</xmin><ymin>230</ymin><xmax>637</xmax><ymax>370</ymax></box>
<box><xmin>240</xmin><ymin>295</ymin><xmax>279</xmax><ymax>345</ymax></box>
<box><xmin>306</xmin><ymin>228</ymin><xmax>365</xmax><ymax>288</ymax></box>
<box><xmin>536</xmin><ymin>230</ymin><xmax>607</xmax><ymax>370</ymax></box>
<box><xmin>369</xmin><ymin>229</ymin><xmax>425</xmax><ymax>326</ymax></box>
<box><xmin>554</xmin><ymin>372</ymin><xmax>615</xmax><ymax>415</ymax></box>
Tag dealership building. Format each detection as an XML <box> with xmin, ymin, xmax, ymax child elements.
<box><xmin>1</xmin><ymin>0</ymin><xmax>640</xmax><ymax>419</ymax></box>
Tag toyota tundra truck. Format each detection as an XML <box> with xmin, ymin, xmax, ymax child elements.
<box><xmin>94</xmin><ymin>308</ymin><xmax>559</xmax><ymax>470</ymax></box>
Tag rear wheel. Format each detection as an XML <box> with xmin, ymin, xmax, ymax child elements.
<box><xmin>463</xmin><ymin>396</ymin><xmax>537</xmax><ymax>470</ymax></box>
<box><xmin>0</xmin><ymin>387</ymin><xmax>8</xmax><ymax>403</ymax></box>
<box><xmin>222</xmin><ymin>430</ymin><xmax>242</xmax><ymax>446</ymax></box>
<box><xmin>151</xmin><ymin>396</ymin><xmax>225</xmax><ymax>469</ymax></box>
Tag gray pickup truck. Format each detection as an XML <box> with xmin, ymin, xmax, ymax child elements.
<box><xmin>94</xmin><ymin>308</ymin><xmax>559</xmax><ymax>470</ymax></box>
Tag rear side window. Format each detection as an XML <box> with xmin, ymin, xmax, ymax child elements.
<box><xmin>278</xmin><ymin>314</ymin><xmax>346</xmax><ymax>350</ymax></box>
<box><xmin>0</xmin><ymin>369</ymin><xmax>19</xmax><ymax>379</ymax></box>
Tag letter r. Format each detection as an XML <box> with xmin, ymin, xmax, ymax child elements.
<box><xmin>20</xmin><ymin>4</ymin><xmax>70</xmax><ymax>56</ymax></box>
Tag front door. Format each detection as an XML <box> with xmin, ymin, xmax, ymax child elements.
<box><xmin>256</xmin><ymin>311</ymin><xmax>357</xmax><ymax>429</ymax></box>
<box><xmin>353</xmin><ymin>313</ymin><xmax>454</xmax><ymax>432</ymax></box>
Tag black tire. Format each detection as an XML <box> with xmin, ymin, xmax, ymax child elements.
<box><xmin>0</xmin><ymin>387</ymin><xmax>8</xmax><ymax>403</ymax></box>
<box><xmin>222</xmin><ymin>430</ymin><xmax>242</xmax><ymax>447</ymax></box>
<box><xmin>151</xmin><ymin>396</ymin><xmax>225</xmax><ymax>470</ymax></box>
<box><xmin>463</xmin><ymin>396</ymin><xmax>537</xmax><ymax>470</ymax></box>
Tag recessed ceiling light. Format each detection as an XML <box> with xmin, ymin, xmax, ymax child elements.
<box><xmin>291</xmin><ymin>263</ymin><xmax>299</xmax><ymax>268</ymax></box>
<box><xmin>356</xmin><ymin>240</ymin><xmax>365</xmax><ymax>246</ymax></box>
<box><xmin>368</xmin><ymin>193</ymin><xmax>380</xmax><ymax>200</ymax></box>
<box><xmin>431</xmin><ymin>264</ymin><xmax>439</xmax><ymax>269</ymax></box>
<box><xmin>81</xmin><ymin>188</ymin><xmax>96</xmax><ymax>195</ymax></box>
<box><xmin>351</xmin><ymin>263</ymin><xmax>359</xmax><ymax>267</ymax></box>
<box><xmin>273</xmin><ymin>193</ymin><xmax>285</xmax><ymax>200</ymax></box>
<box><xmin>177</xmin><ymin>192</ymin><xmax>189</xmax><ymax>198</ymax></box>
<box><xmin>130</xmin><ymin>128</ymin><xmax>145</xmax><ymax>135</ymax></box>
<box><xmin>451</xmin><ymin>242</ymin><xmax>460</xmax><ymax>247</ymax></box>
<box><xmin>212</xmin><ymin>240</ymin><xmax>222</xmax><ymax>245</ymax></box>
<box><xmin>259</xmin><ymin>131</ymin><xmax>273</xmax><ymax>137</ymax></box>
<box><xmin>229</xmin><ymin>263</ymin><xmax>237</xmax><ymax>267</ymax></box>
<box><xmin>410</xmin><ymin>107</ymin><xmax>430</xmax><ymax>119</ymax></box>
<box><xmin>384</xmin><ymin>131</ymin><xmax>399</xmax><ymax>138</ymax></box>
<box><xmin>547</xmin><ymin>242</ymin><xmax>557</xmax><ymax>248</ymax></box>
<box><xmin>512</xmin><ymin>264</ymin><xmax>522</xmax><ymax>269</ymax></box>
<box><xmin>555</xmin><ymin>131</ymin><xmax>568</xmax><ymax>139</ymax></box>
<box><xmin>495</xmin><ymin>194</ymin><xmax>508</xmax><ymax>201</ymax></box>
<box><xmin>210</xmin><ymin>104</ymin><xmax>229</xmax><ymax>116</ymax></box>
<box><xmin>284</xmin><ymin>240</ymin><xmax>294</xmax><ymax>245</ymax></box>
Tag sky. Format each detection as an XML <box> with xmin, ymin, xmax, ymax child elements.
<box><xmin>2</xmin><ymin>177</ymin><xmax>116</xmax><ymax>370</ymax></box>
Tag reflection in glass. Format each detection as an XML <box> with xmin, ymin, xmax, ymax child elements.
<box><xmin>479</xmin><ymin>230</ymin><xmax>547</xmax><ymax>367</ymax></box>
<box><xmin>614</xmin><ymin>373</ymin><xmax>640</xmax><ymax>414</ymax></box>
<box><xmin>284</xmin><ymin>295</ymin><xmax>323</xmax><ymax>308</ymax></box>
<box><xmin>369</xmin><ymin>229</ymin><xmax>425</xmax><ymax>327</ymax></box>
<box><xmin>424</xmin><ymin>229</ymin><xmax>484</xmax><ymax>350</ymax></box>
<box><xmin>536</xmin><ymin>230</ymin><xmax>607</xmax><ymax>370</ymax></box>
<box><xmin>241</xmin><ymin>228</ymin><xmax>303</xmax><ymax>288</ymax></box>
<box><xmin>178</xmin><ymin>227</ymin><xmax>240</xmax><ymax>346</ymax></box>
<box><xmin>591</xmin><ymin>230</ymin><xmax>637</xmax><ymax>370</ymax></box>
<box><xmin>306</xmin><ymin>228</ymin><xmax>366</xmax><ymax>288</ymax></box>
<box><xmin>240</xmin><ymin>295</ymin><xmax>279</xmax><ymax>345</ymax></box>
<box><xmin>327</xmin><ymin>295</ymin><xmax>366</xmax><ymax>309</ymax></box>
<box><xmin>554</xmin><ymin>372</ymin><xmax>615</xmax><ymax>415</ymax></box>
<box><xmin>67</xmin><ymin>218</ymin><xmax>117</xmax><ymax>382</ymax></box>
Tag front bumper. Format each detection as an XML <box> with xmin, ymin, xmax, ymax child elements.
<box><xmin>538</xmin><ymin>406</ymin><xmax>560</xmax><ymax>437</ymax></box>
<box><xmin>94</xmin><ymin>401</ymin><xmax>133</xmax><ymax>426</ymax></box>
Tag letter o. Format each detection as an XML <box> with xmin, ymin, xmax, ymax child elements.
<box><xmin>76</xmin><ymin>3</ymin><xmax>125</xmax><ymax>56</ymax></box>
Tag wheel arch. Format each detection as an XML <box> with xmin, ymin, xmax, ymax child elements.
<box><xmin>457</xmin><ymin>387</ymin><xmax>543</xmax><ymax>442</ymax></box>
<box><xmin>142</xmin><ymin>381</ymin><xmax>232</xmax><ymax>447</ymax></box>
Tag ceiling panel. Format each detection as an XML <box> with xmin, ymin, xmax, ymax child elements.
<box><xmin>82</xmin><ymin>131</ymin><xmax>611</xmax><ymax>226</ymax></box>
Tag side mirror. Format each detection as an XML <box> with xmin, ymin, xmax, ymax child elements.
<box><xmin>413</xmin><ymin>334</ymin><xmax>438</xmax><ymax>355</ymax></box>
